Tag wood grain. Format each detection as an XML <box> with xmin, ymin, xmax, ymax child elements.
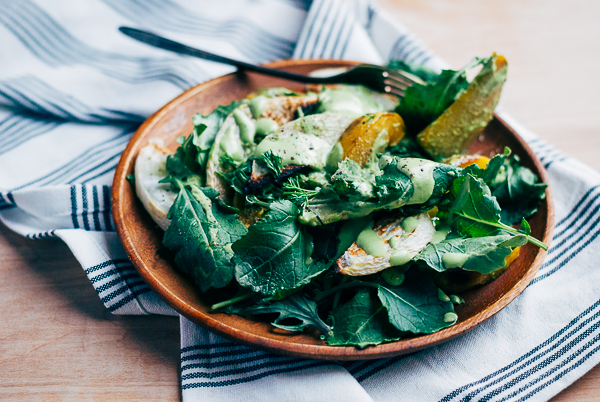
<box><xmin>1</xmin><ymin>0</ymin><xmax>599</xmax><ymax>399</ymax></box>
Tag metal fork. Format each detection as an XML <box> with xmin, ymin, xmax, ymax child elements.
<box><xmin>119</xmin><ymin>27</ymin><xmax>421</xmax><ymax>97</ymax></box>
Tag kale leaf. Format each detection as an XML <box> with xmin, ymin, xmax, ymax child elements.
<box><xmin>328</xmin><ymin>290</ymin><xmax>402</xmax><ymax>348</ymax></box>
<box><xmin>448</xmin><ymin>173</ymin><xmax>502</xmax><ymax>237</ymax></box>
<box><xmin>191</xmin><ymin>101</ymin><xmax>244</xmax><ymax>169</ymax></box>
<box><xmin>415</xmin><ymin>234</ymin><xmax>527</xmax><ymax>274</ymax></box>
<box><xmin>165</xmin><ymin>101</ymin><xmax>244</xmax><ymax>185</ymax></box>
<box><xmin>162</xmin><ymin>179</ymin><xmax>248</xmax><ymax>291</ymax></box>
<box><xmin>165</xmin><ymin>135</ymin><xmax>203</xmax><ymax>185</ymax></box>
<box><xmin>392</xmin><ymin>59</ymin><xmax>478</xmax><ymax>135</ymax></box>
<box><xmin>490</xmin><ymin>155</ymin><xmax>548</xmax><ymax>225</ymax></box>
<box><xmin>233</xmin><ymin>200</ymin><xmax>328</xmax><ymax>296</ymax></box>
<box><xmin>240</xmin><ymin>293</ymin><xmax>332</xmax><ymax>336</ymax></box>
<box><xmin>444</xmin><ymin>172</ymin><xmax>547</xmax><ymax>250</ymax></box>
<box><xmin>306</xmin><ymin>223</ymin><xmax>340</xmax><ymax>262</ymax></box>
<box><xmin>376</xmin><ymin>271</ymin><xmax>457</xmax><ymax>334</ymax></box>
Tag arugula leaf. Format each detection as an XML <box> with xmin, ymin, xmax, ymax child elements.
<box><xmin>328</xmin><ymin>290</ymin><xmax>402</xmax><ymax>348</ymax></box>
<box><xmin>394</xmin><ymin>60</ymin><xmax>478</xmax><ymax>135</ymax></box>
<box><xmin>415</xmin><ymin>234</ymin><xmax>527</xmax><ymax>274</ymax></box>
<box><xmin>233</xmin><ymin>200</ymin><xmax>328</xmax><ymax>296</ymax></box>
<box><xmin>445</xmin><ymin>173</ymin><xmax>548</xmax><ymax>250</ymax></box>
<box><xmin>376</xmin><ymin>271</ymin><xmax>457</xmax><ymax>334</ymax></box>
<box><xmin>490</xmin><ymin>155</ymin><xmax>548</xmax><ymax>225</ymax></box>
<box><xmin>240</xmin><ymin>293</ymin><xmax>332</xmax><ymax>336</ymax></box>
<box><xmin>162</xmin><ymin>179</ymin><xmax>248</xmax><ymax>291</ymax></box>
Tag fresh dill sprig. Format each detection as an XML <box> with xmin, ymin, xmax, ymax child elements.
<box><xmin>282</xmin><ymin>176</ymin><xmax>320</xmax><ymax>209</ymax></box>
<box><xmin>262</xmin><ymin>150</ymin><xmax>284</xmax><ymax>177</ymax></box>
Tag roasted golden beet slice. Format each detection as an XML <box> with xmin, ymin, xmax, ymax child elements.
<box><xmin>338</xmin><ymin>113</ymin><xmax>406</xmax><ymax>167</ymax></box>
<box><xmin>418</xmin><ymin>55</ymin><xmax>508</xmax><ymax>161</ymax></box>
<box><xmin>446</xmin><ymin>154</ymin><xmax>491</xmax><ymax>169</ymax></box>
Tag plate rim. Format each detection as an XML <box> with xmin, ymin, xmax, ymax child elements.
<box><xmin>112</xmin><ymin>59</ymin><xmax>555</xmax><ymax>360</ymax></box>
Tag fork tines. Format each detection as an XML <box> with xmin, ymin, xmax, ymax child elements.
<box><xmin>382</xmin><ymin>69</ymin><xmax>424</xmax><ymax>98</ymax></box>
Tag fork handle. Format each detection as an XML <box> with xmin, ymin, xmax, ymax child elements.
<box><xmin>119</xmin><ymin>27</ymin><xmax>333</xmax><ymax>84</ymax></box>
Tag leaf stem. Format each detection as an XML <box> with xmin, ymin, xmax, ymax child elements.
<box><xmin>454</xmin><ymin>212</ymin><xmax>548</xmax><ymax>250</ymax></box>
<box><xmin>211</xmin><ymin>292</ymin><xmax>255</xmax><ymax>311</ymax></box>
<box><xmin>332</xmin><ymin>276</ymin><xmax>350</xmax><ymax>310</ymax></box>
<box><xmin>314</xmin><ymin>281</ymin><xmax>379</xmax><ymax>302</ymax></box>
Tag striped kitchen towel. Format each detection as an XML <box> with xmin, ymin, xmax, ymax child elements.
<box><xmin>1</xmin><ymin>0</ymin><xmax>599</xmax><ymax>401</ymax></box>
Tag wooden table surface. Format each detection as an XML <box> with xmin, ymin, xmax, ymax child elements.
<box><xmin>1</xmin><ymin>0</ymin><xmax>599</xmax><ymax>400</ymax></box>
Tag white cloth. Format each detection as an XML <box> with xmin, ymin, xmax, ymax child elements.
<box><xmin>1</xmin><ymin>1</ymin><xmax>599</xmax><ymax>401</ymax></box>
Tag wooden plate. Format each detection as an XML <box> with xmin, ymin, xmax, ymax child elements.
<box><xmin>112</xmin><ymin>59</ymin><xmax>554</xmax><ymax>360</ymax></box>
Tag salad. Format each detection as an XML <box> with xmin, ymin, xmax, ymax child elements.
<box><xmin>133</xmin><ymin>55</ymin><xmax>548</xmax><ymax>348</ymax></box>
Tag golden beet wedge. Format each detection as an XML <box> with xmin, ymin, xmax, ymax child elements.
<box><xmin>338</xmin><ymin>113</ymin><xmax>405</xmax><ymax>167</ymax></box>
<box><xmin>417</xmin><ymin>54</ymin><xmax>508</xmax><ymax>161</ymax></box>
<box><xmin>446</xmin><ymin>154</ymin><xmax>491</xmax><ymax>169</ymax></box>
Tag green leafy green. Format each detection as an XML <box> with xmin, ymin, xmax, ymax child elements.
<box><xmin>376</xmin><ymin>271</ymin><xmax>457</xmax><ymax>334</ymax></box>
<box><xmin>480</xmin><ymin>147</ymin><xmax>511</xmax><ymax>184</ymax></box>
<box><xmin>240</xmin><ymin>293</ymin><xmax>332</xmax><ymax>336</ymax></box>
<box><xmin>217</xmin><ymin>159</ymin><xmax>253</xmax><ymax>196</ymax></box>
<box><xmin>387</xmin><ymin>136</ymin><xmax>430</xmax><ymax>159</ymax></box>
<box><xmin>490</xmin><ymin>155</ymin><xmax>548</xmax><ymax>225</ymax></box>
<box><xmin>165</xmin><ymin>101</ymin><xmax>244</xmax><ymax>185</ymax></box>
<box><xmin>211</xmin><ymin>289</ymin><xmax>256</xmax><ymax>313</ymax></box>
<box><xmin>306</xmin><ymin>223</ymin><xmax>340</xmax><ymax>263</ymax></box>
<box><xmin>328</xmin><ymin>290</ymin><xmax>402</xmax><ymax>348</ymax></box>
<box><xmin>331</xmin><ymin>159</ymin><xmax>375</xmax><ymax>200</ymax></box>
<box><xmin>162</xmin><ymin>179</ymin><xmax>248</xmax><ymax>291</ymax></box>
<box><xmin>233</xmin><ymin>200</ymin><xmax>328</xmax><ymax>296</ymax></box>
<box><xmin>374</xmin><ymin>159</ymin><xmax>413</xmax><ymax>205</ymax></box>
<box><xmin>448</xmin><ymin>173</ymin><xmax>502</xmax><ymax>237</ymax></box>
<box><xmin>165</xmin><ymin>142</ymin><xmax>201</xmax><ymax>183</ymax></box>
<box><xmin>192</xmin><ymin>101</ymin><xmax>244</xmax><ymax>163</ymax></box>
<box><xmin>298</xmin><ymin>157</ymin><xmax>460</xmax><ymax>226</ymax></box>
<box><xmin>393</xmin><ymin>59</ymin><xmax>481</xmax><ymax>135</ymax></box>
<box><xmin>415</xmin><ymin>234</ymin><xmax>527</xmax><ymax>274</ymax></box>
<box><xmin>145</xmin><ymin>76</ymin><xmax>549</xmax><ymax>349</ymax></box>
<box><xmin>444</xmin><ymin>172</ymin><xmax>547</xmax><ymax>250</ymax></box>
